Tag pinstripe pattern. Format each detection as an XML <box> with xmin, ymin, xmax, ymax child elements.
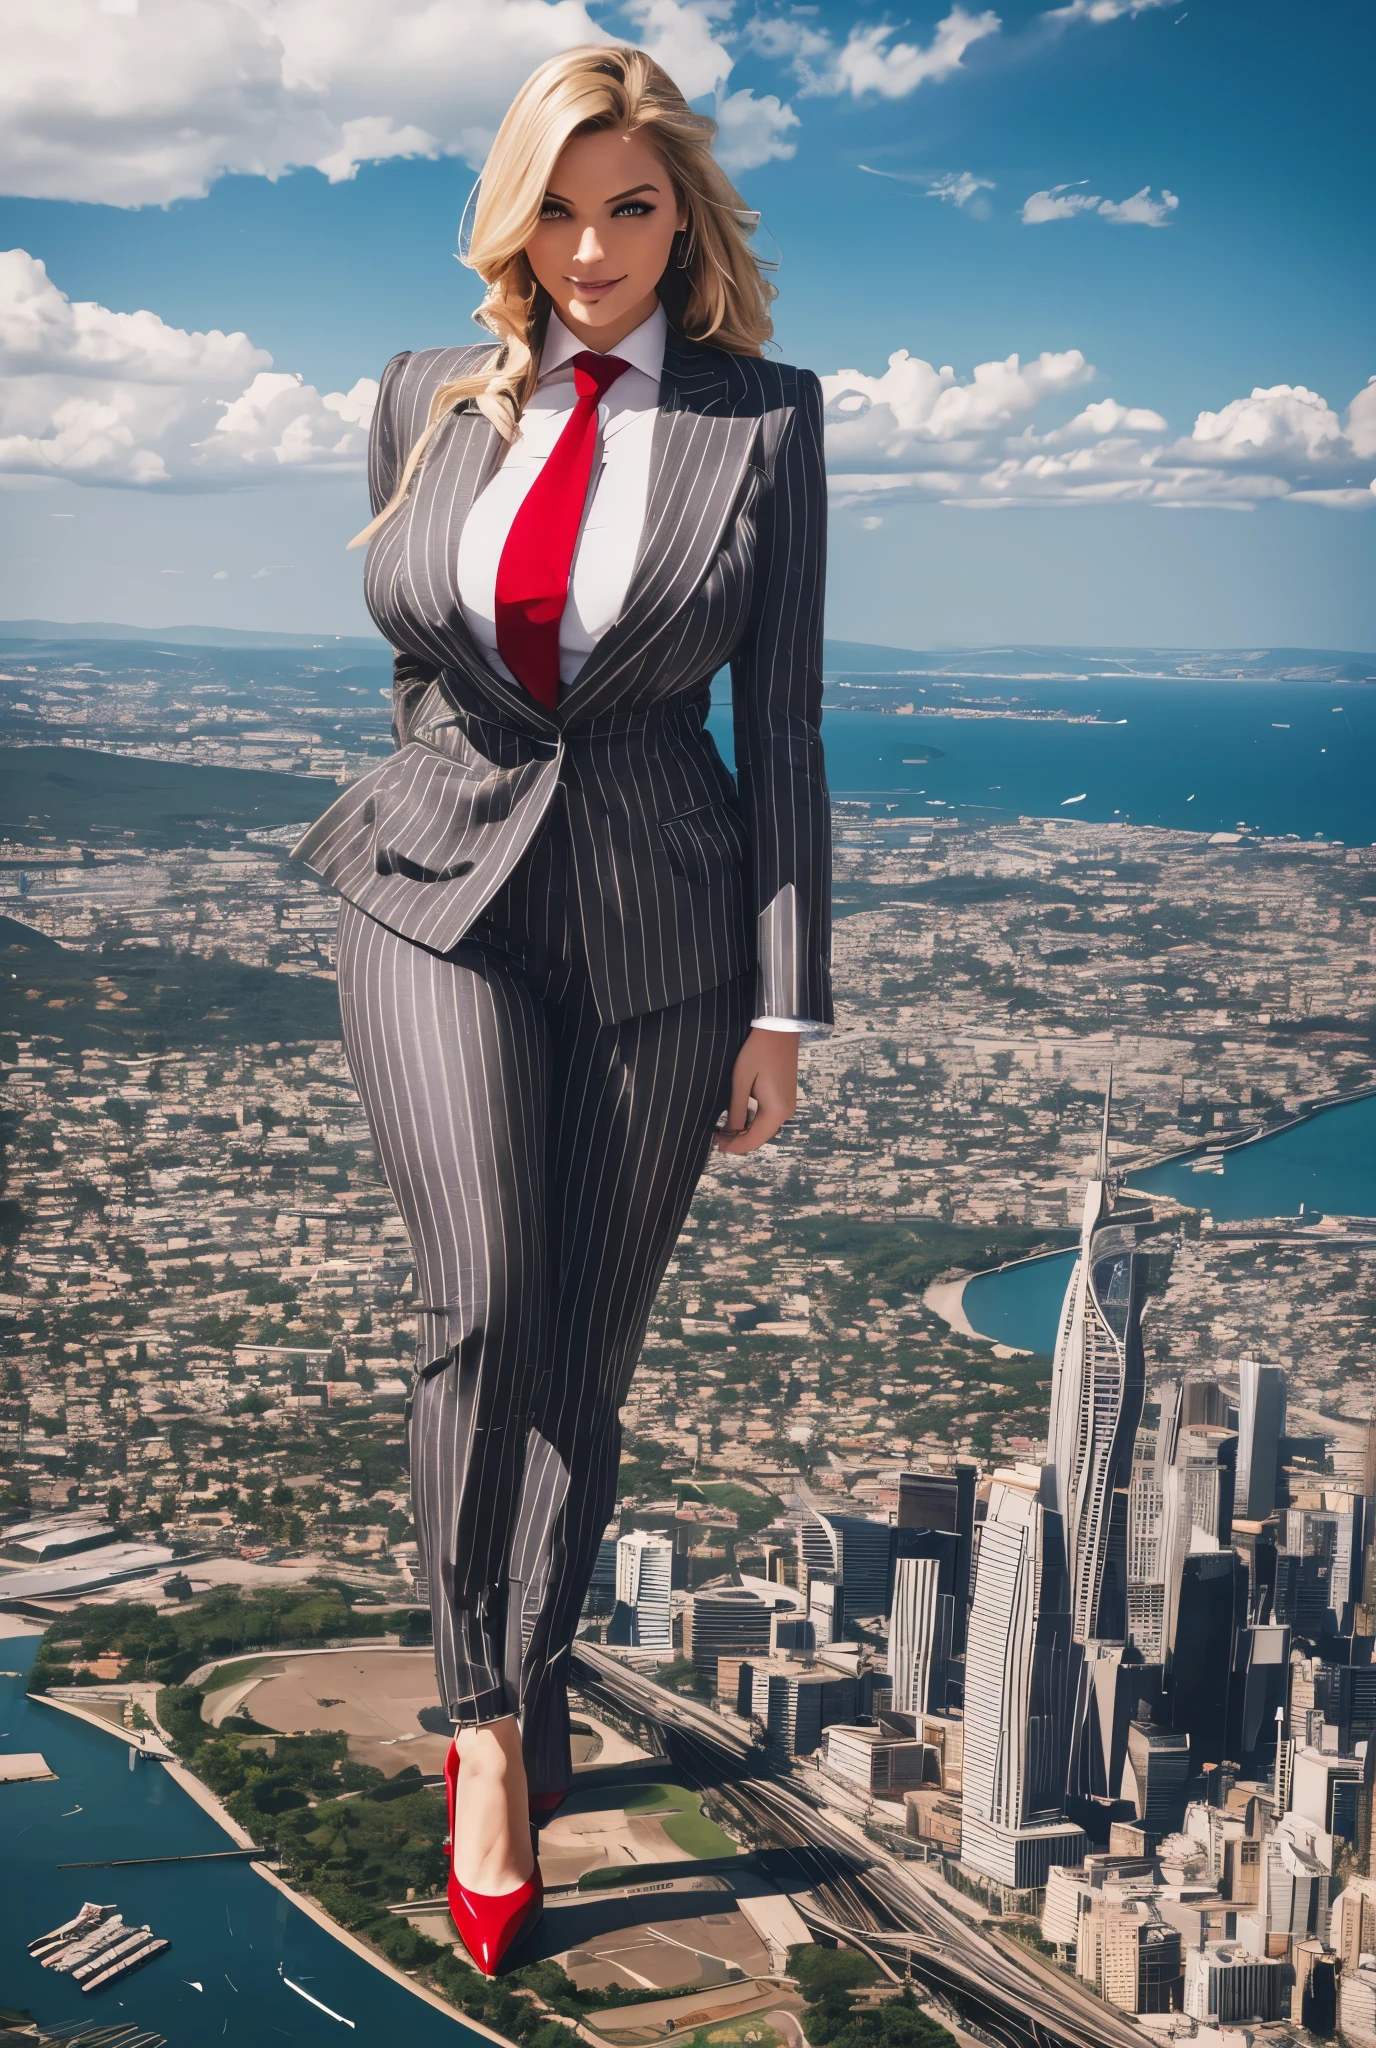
<box><xmin>291</xmin><ymin>325</ymin><xmax>833</xmax><ymax>1024</ymax></box>
<box><xmin>336</xmin><ymin>867</ymin><xmax>749</xmax><ymax>1789</ymax></box>
<box><xmin>296</xmin><ymin>319</ymin><xmax>832</xmax><ymax>1792</ymax></box>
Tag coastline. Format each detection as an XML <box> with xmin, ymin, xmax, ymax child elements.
<box><xmin>29</xmin><ymin>1676</ymin><xmax>504</xmax><ymax>2041</ymax></box>
<box><xmin>1120</xmin><ymin>1077</ymin><xmax>1376</xmax><ymax>1177</ymax></box>
<box><xmin>251</xmin><ymin>1862</ymin><xmax>509</xmax><ymax>2044</ymax></box>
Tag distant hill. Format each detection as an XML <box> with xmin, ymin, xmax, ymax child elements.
<box><xmin>0</xmin><ymin>619</ymin><xmax>385</xmax><ymax>654</ymax></box>
<box><xmin>0</xmin><ymin>744</ymin><xmax>328</xmax><ymax>844</ymax></box>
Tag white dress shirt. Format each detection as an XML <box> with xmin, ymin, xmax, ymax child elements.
<box><xmin>456</xmin><ymin>303</ymin><xmax>664</xmax><ymax>690</ymax></box>
<box><xmin>455</xmin><ymin>301</ymin><xmax>814</xmax><ymax>1036</ymax></box>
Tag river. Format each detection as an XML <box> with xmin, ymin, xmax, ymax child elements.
<box><xmin>0</xmin><ymin>1633</ymin><xmax>478</xmax><ymax>2045</ymax></box>
<box><xmin>960</xmin><ymin>1092</ymin><xmax>1376</xmax><ymax>1356</ymax></box>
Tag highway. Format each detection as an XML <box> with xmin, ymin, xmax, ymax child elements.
<box><xmin>570</xmin><ymin>1643</ymin><xmax>1142</xmax><ymax>2048</ymax></box>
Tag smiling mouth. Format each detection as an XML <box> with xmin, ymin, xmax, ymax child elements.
<box><xmin>568</xmin><ymin>275</ymin><xmax>626</xmax><ymax>295</ymax></box>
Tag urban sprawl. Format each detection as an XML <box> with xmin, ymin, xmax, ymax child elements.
<box><xmin>3</xmin><ymin>639</ymin><xmax>1376</xmax><ymax>2048</ymax></box>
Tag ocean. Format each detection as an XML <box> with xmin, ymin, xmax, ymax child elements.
<box><xmin>709</xmin><ymin>675</ymin><xmax>1376</xmax><ymax>842</ymax></box>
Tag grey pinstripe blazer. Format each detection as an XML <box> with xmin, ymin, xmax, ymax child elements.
<box><xmin>291</xmin><ymin>323</ymin><xmax>832</xmax><ymax>1028</ymax></box>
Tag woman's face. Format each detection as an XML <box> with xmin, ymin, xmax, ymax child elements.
<box><xmin>524</xmin><ymin>125</ymin><xmax>687</xmax><ymax>349</ymax></box>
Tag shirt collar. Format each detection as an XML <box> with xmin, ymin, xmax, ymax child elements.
<box><xmin>538</xmin><ymin>301</ymin><xmax>667</xmax><ymax>387</ymax></box>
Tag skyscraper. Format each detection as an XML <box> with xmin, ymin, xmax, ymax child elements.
<box><xmin>898</xmin><ymin>1466</ymin><xmax>976</xmax><ymax>1651</ymax></box>
<box><xmin>960</xmin><ymin>1468</ymin><xmax>1085</xmax><ymax>1887</ymax></box>
<box><xmin>890</xmin><ymin>1550</ymin><xmax>951</xmax><ymax>1714</ymax></box>
<box><xmin>614</xmin><ymin>1530</ymin><xmax>673</xmax><ymax>1655</ymax></box>
<box><xmin>1045</xmin><ymin>1078</ymin><xmax>1146</xmax><ymax>1648</ymax></box>
<box><xmin>1236</xmin><ymin>1358</ymin><xmax>1286</xmax><ymax>1520</ymax></box>
<box><xmin>1047</xmin><ymin>1080</ymin><xmax>1150</xmax><ymax>1807</ymax></box>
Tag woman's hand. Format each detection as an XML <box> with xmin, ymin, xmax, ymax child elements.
<box><xmin>713</xmin><ymin>1028</ymin><xmax>800</xmax><ymax>1155</ymax></box>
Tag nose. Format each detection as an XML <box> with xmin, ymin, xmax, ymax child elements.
<box><xmin>573</xmin><ymin>226</ymin><xmax>606</xmax><ymax>267</ymax></box>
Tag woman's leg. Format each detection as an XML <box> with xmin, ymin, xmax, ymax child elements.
<box><xmin>335</xmin><ymin>901</ymin><xmax>547</xmax><ymax>1880</ymax></box>
<box><xmin>514</xmin><ymin>970</ymin><xmax>753</xmax><ymax>1797</ymax></box>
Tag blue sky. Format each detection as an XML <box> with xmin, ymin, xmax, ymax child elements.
<box><xmin>1</xmin><ymin>0</ymin><xmax>1371</xmax><ymax>648</ymax></box>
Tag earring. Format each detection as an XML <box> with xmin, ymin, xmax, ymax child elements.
<box><xmin>674</xmin><ymin>228</ymin><xmax>691</xmax><ymax>270</ymax></box>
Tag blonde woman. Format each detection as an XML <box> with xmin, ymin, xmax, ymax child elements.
<box><xmin>293</xmin><ymin>43</ymin><xmax>831</xmax><ymax>1974</ymax></box>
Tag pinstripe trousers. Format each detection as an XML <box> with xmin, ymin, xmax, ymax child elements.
<box><xmin>335</xmin><ymin>799</ymin><xmax>751</xmax><ymax>1796</ymax></box>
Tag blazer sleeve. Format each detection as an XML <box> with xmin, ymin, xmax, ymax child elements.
<box><xmin>368</xmin><ymin>350</ymin><xmax>442</xmax><ymax>746</ymax></box>
<box><xmin>730</xmin><ymin>368</ymin><xmax>834</xmax><ymax>1027</ymax></box>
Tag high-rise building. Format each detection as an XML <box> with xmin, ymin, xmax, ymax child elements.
<box><xmin>1227</xmin><ymin>1623</ymin><xmax>1290</xmax><ymax>1774</ymax></box>
<box><xmin>682</xmin><ymin>1588</ymin><xmax>771</xmax><ymax>1674</ymax></box>
<box><xmin>1045</xmin><ymin>1079</ymin><xmax>1146</xmax><ymax>1649</ymax></box>
<box><xmin>1236</xmin><ymin>1358</ymin><xmax>1286</xmax><ymax>1520</ymax></box>
<box><xmin>1126</xmin><ymin>1404</ymin><xmax>1166</xmax><ymax>1661</ymax></box>
<box><xmin>1280</xmin><ymin>1502</ymin><xmax>1365</xmax><ymax>1642</ymax></box>
<box><xmin>889</xmin><ymin>1551</ymin><xmax>950</xmax><ymax>1715</ymax></box>
<box><xmin>898</xmin><ymin>1466</ymin><xmax>975</xmax><ymax>1651</ymax></box>
<box><xmin>1332</xmin><ymin>1874</ymin><xmax>1376</xmax><ymax>1974</ymax></box>
<box><xmin>583</xmin><ymin>1529</ymin><xmax>619</xmax><ymax>1618</ymax></box>
<box><xmin>1171</xmin><ymin>1549</ymin><xmax>1245</xmax><ymax>1767</ymax></box>
<box><xmin>960</xmin><ymin>1468</ymin><xmax>1085</xmax><ymax>1887</ymax></box>
<box><xmin>752</xmin><ymin>1666</ymin><xmax>858</xmax><ymax>1757</ymax></box>
<box><xmin>1257</xmin><ymin>1812</ymin><xmax>1334</xmax><ymax>1947</ymax></box>
<box><xmin>614</xmin><ymin>1530</ymin><xmax>672</xmax><ymax>1655</ymax></box>
<box><xmin>801</xmin><ymin>1509</ymin><xmax>896</xmax><ymax>1630</ymax></box>
<box><xmin>1077</xmin><ymin>1894</ymin><xmax>1182</xmax><ymax>2014</ymax></box>
<box><xmin>1122</xmin><ymin>1720</ymin><xmax>1190</xmax><ymax>1835</ymax></box>
<box><xmin>1183</xmin><ymin>1945</ymin><xmax>1289</xmax><ymax>2024</ymax></box>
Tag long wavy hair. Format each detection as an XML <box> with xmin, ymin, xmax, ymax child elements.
<box><xmin>350</xmin><ymin>44</ymin><xmax>776</xmax><ymax>549</ymax></box>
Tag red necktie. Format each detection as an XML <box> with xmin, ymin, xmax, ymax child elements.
<box><xmin>494</xmin><ymin>349</ymin><xmax>630</xmax><ymax>710</ymax></box>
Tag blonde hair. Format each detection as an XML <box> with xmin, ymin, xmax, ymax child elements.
<box><xmin>350</xmin><ymin>44</ymin><xmax>776</xmax><ymax>548</ymax></box>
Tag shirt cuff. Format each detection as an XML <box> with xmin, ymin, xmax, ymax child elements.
<box><xmin>751</xmin><ymin>1016</ymin><xmax>830</xmax><ymax>1034</ymax></box>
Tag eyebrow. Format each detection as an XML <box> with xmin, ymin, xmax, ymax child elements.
<box><xmin>543</xmin><ymin>182</ymin><xmax>663</xmax><ymax>206</ymax></box>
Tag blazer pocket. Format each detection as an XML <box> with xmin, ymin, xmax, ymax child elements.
<box><xmin>657</xmin><ymin>800</ymin><xmax>749</xmax><ymax>888</ymax></box>
<box><xmin>370</xmin><ymin>750</ymin><xmax>520</xmax><ymax>886</ymax></box>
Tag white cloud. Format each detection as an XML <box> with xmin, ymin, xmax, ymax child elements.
<box><xmin>928</xmin><ymin>170</ymin><xmax>996</xmax><ymax>213</ymax></box>
<box><xmin>622</xmin><ymin>0</ymin><xmax>735</xmax><ymax>98</ymax></box>
<box><xmin>1023</xmin><ymin>181</ymin><xmax>1178</xmax><ymax>225</ymax></box>
<box><xmin>1054</xmin><ymin>398</ymin><xmax>1168</xmax><ymax>437</ymax></box>
<box><xmin>757</xmin><ymin>6</ymin><xmax>1000</xmax><ymax>99</ymax></box>
<box><xmin>823</xmin><ymin>346</ymin><xmax>1376</xmax><ymax>511</ymax></box>
<box><xmin>1347</xmin><ymin>378</ymin><xmax>1376</xmax><ymax>459</ymax></box>
<box><xmin>1098</xmin><ymin>184</ymin><xmax>1178</xmax><ymax>225</ymax></box>
<box><xmin>0</xmin><ymin>249</ymin><xmax>376</xmax><ymax>487</ymax></box>
<box><xmin>1042</xmin><ymin>0</ymin><xmax>1174</xmax><ymax>21</ymax></box>
<box><xmin>712</xmin><ymin>84</ymin><xmax>800</xmax><ymax>171</ymax></box>
<box><xmin>3</xmin><ymin>0</ymin><xmax>750</xmax><ymax>206</ymax></box>
<box><xmin>1022</xmin><ymin>183</ymin><xmax>1101</xmax><ymax>223</ymax></box>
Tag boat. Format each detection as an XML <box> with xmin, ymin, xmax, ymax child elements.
<box><xmin>27</xmin><ymin>1899</ymin><xmax>112</xmax><ymax>1958</ymax></box>
<box><xmin>81</xmin><ymin>1933</ymin><xmax>171</xmax><ymax>1995</ymax></box>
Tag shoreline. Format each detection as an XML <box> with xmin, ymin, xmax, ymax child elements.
<box><xmin>937</xmin><ymin>1080</ymin><xmax>1376</xmax><ymax>1351</ymax></box>
<box><xmin>29</xmin><ymin>1676</ymin><xmax>506</xmax><ymax>2043</ymax></box>
<box><xmin>250</xmin><ymin>1862</ymin><xmax>510</xmax><ymax>2045</ymax></box>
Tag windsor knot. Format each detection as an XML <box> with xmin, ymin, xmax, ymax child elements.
<box><xmin>572</xmin><ymin>350</ymin><xmax>630</xmax><ymax>402</ymax></box>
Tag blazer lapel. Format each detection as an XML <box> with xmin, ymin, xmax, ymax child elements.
<box><xmin>558</xmin><ymin>327</ymin><xmax>761</xmax><ymax>720</ymax></box>
<box><xmin>400</xmin><ymin>396</ymin><xmax>561</xmax><ymax>739</ymax></box>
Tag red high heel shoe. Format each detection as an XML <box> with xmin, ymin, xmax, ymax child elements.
<box><xmin>449</xmin><ymin>1866</ymin><xmax>544</xmax><ymax>1977</ymax></box>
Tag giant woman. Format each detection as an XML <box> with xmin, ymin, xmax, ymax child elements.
<box><xmin>293</xmin><ymin>43</ymin><xmax>832</xmax><ymax>1974</ymax></box>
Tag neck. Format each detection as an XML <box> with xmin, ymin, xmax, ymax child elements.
<box><xmin>553</xmin><ymin>289</ymin><xmax>660</xmax><ymax>354</ymax></box>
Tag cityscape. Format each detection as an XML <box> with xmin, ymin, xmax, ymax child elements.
<box><xmin>2</xmin><ymin>625</ymin><xmax>1375</xmax><ymax>2048</ymax></box>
